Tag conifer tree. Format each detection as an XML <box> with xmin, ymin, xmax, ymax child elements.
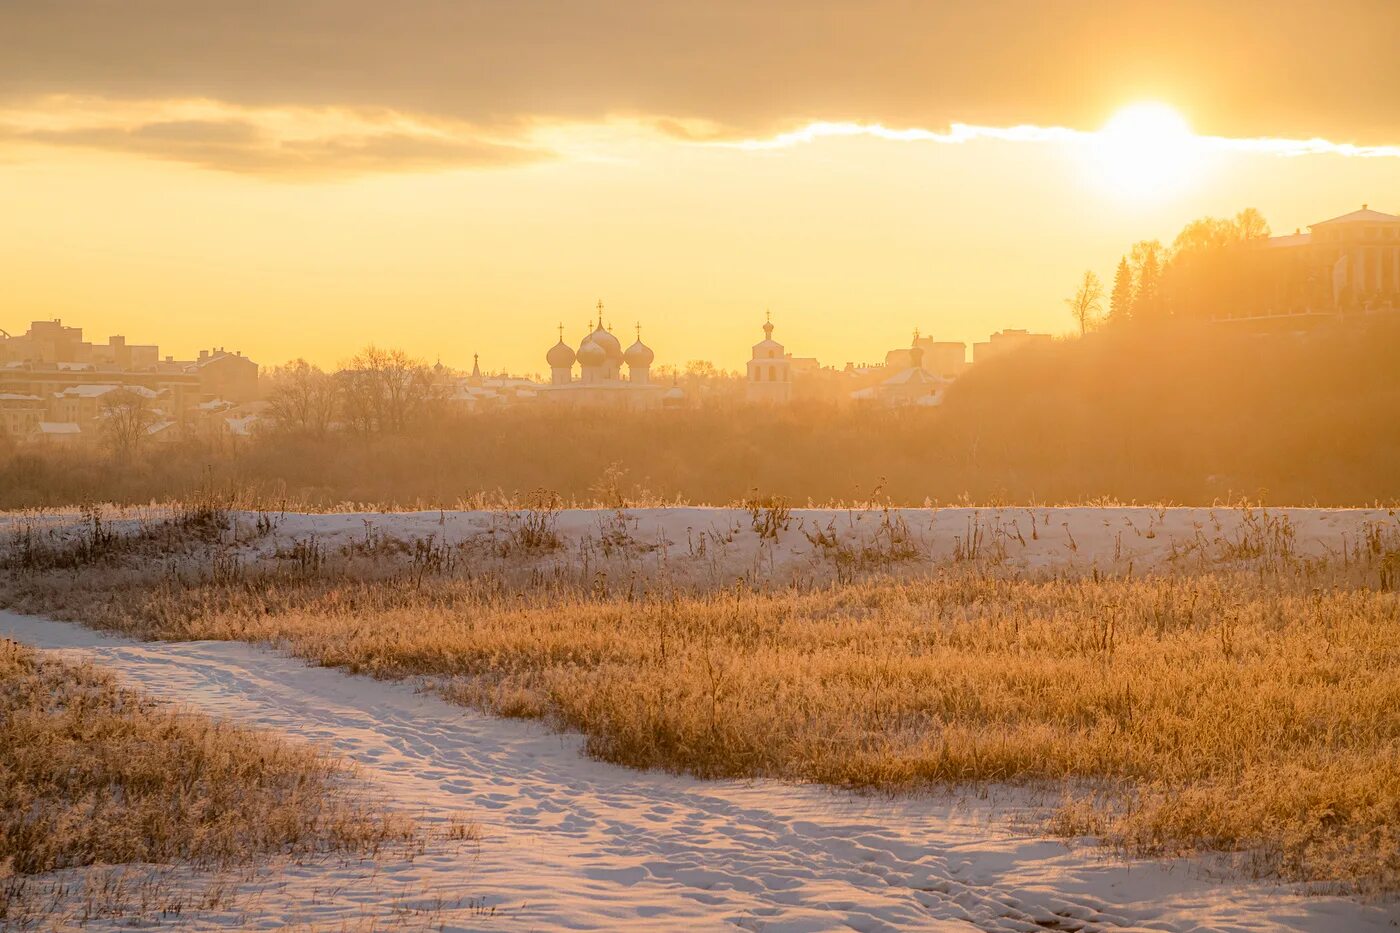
<box><xmin>1109</xmin><ymin>256</ymin><xmax>1135</xmax><ymax>324</ymax></box>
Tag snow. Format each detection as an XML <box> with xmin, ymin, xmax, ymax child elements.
<box><xmin>4</xmin><ymin>505</ymin><xmax>1397</xmax><ymax>585</ymax></box>
<box><xmin>2</xmin><ymin>610</ymin><xmax>1394</xmax><ymax>932</ymax></box>
<box><xmin>54</xmin><ymin>383</ymin><xmax>160</xmax><ymax>398</ymax></box>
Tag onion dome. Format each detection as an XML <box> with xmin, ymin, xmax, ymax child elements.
<box><xmin>625</xmin><ymin>338</ymin><xmax>654</xmax><ymax>368</ymax></box>
<box><xmin>547</xmin><ymin>339</ymin><xmax>576</xmax><ymax>368</ymax></box>
<box><xmin>576</xmin><ymin>337</ymin><xmax>606</xmax><ymax>367</ymax></box>
<box><xmin>752</xmin><ymin>311</ymin><xmax>783</xmax><ymax>352</ymax></box>
<box><xmin>589</xmin><ymin>325</ymin><xmax>623</xmax><ymax>365</ymax></box>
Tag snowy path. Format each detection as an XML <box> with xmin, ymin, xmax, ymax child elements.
<box><xmin>2</xmin><ymin>611</ymin><xmax>1395</xmax><ymax>932</ymax></box>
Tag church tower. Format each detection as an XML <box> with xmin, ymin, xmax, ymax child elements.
<box><xmin>746</xmin><ymin>312</ymin><xmax>792</xmax><ymax>404</ymax></box>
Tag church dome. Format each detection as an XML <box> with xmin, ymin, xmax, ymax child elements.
<box><xmin>589</xmin><ymin>325</ymin><xmax>623</xmax><ymax>365</ymax></box>
<box><xmin>576</xmin><ymin>337</ymin><xmax>606</xmax><ymax>367</ymax></box>
<box><xmin>547</xmin><ymin>339</ymin><xmax>576</xmax><ymax>368</ymax></box>
<box><xmin>625</xmin><ymin>339</ymin><xmax>654</xmax><ymax>368</ymax></box>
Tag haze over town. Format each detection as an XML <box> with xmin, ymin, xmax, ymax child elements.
<box><xmin>4</xmin><ymin>4</ymin><xmax>1400</xmax><ymax>372</ymax></box>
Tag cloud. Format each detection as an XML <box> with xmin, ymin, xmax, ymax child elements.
<box><xmin>0</xmin><ymin>99</ymin><xmax>551</xmax><ymax>177</ymax></box>
<box><xmin>717</xmin><ymin>120</ymin><xmax>1400</xmax><ymax>160</ymax></box>
<box><xmin>2</xmin><ymin>0</ymin><xmax>1399</xmax><ymax>148</ymax></box>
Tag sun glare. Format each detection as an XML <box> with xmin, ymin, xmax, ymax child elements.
<box><xmin>1090</xmin><ymin>102</ymin><xmax>1203</xmax><ymax>197</ymax></box>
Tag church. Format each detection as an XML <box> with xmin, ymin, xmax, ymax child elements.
<box><xmin>745</xmin><ymin>313</ymin><xmax>793</xmax><ymax>404</ymax></box>
<box><xmin>541</xmin><ymin>302</ymin><xmax>666</xmax><ymax>409</ymax></box>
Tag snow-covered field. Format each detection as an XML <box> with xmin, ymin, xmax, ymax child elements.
<box><xmin>4</xmin><ymin>504</ymin><xmax>1396</xmax><ymax>580</ymax></box>
<box><xmin>2</xmin><ymin>611</ymin><xmax>1395</xmax><ymax>932</ymax></box>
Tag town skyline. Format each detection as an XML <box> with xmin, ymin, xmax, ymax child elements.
<box><xmin>8</xmin><ymin>193</ymin><xmax>1397</xmax><ymax>377</ymax></box>
<box><xmin>6</xmin><ymin>1</ymin><xmax>1400</xmax><ymax>376</ymax></box>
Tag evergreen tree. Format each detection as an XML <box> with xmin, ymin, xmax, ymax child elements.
<box><xmin>1109</xmin><ymin>256</ymin><xmax>1135</xmax><ymax>324</ymax></box>
<box><xmin>1131</xmin><ymin>240</ymin><xmax>1165</xmax><ymax>319</ymax></box>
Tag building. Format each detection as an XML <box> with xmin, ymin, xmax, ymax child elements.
<box><xmin>854</xmin><ymin>334</ymin><xmax>948</xmax><ymax>407</ymax></box>
<box><xmin>0</xmin><ymin>319</ymin><xmax>261</xmax><ymax>444</ymax></box>
<box><xmin>191</xmin><ymin>349</ymin><xmax>260</xmax><ymax>403</ymax></box>
<box><xmin>445</xmin><ymin>355</ymin><xmax>541</xmax><ymax>411</ymax></box>
<box><xmin>745</xmin><ymin>313</ymin><xmax>793</xmax><ymax>404</ymax></box>
<box><xmin>884</xmin><ymin>334</ymin><xmax>968</xmax><ymax>379</ymax></box>
<box><xmin>1235</xmin><ymin>206</ymin><xmax>1400</xmax><ymax>321</ymax></box>
<box><xmin>0</xmin><ymin>393</ymin><xmax>45</xmax><ymax>440</ymax></box>
<box><xmin>972</xmin><ymin>328</ymin><xmax>1053</xmax><ymax>364</ymax></box>
<box><xmin>541</xmin><ymin>302</ymin><xmax>665</xmax><ymax>409</ymax></box>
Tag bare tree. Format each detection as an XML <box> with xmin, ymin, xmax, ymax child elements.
<box><xmin>1065</xmin><ymin>270</ymin><xmax>1105</xmax><ymax>335</ymax></box>
<box><xmin>100</xmin><ymin>388</ymin><xmax>156</xmax><ymax>459</ymax></box>
<box><xmin>265</xmin><ymin>359</ymin><xmax>338</xmax><ymax>437</ymax></box>
<box><xmin>337</xmin><ymin>346</ymin><xmax>437</xmax><ymax>435</ymax></box>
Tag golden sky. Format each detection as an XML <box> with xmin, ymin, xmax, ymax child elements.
<box><xmin>3</xmin><ymin>1</ymin><xmax>1400</xmax><ymax>373</ymax></box>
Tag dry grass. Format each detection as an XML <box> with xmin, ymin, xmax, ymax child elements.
<box><xmin>0</xmin><ymin>639</ymin><xmax>416</xmax><ymax>927</ymax></box>
<box><xmin>4</xmin><ymin>518</ymin><xmax>1399</xmax><ymax>896</ymax></box>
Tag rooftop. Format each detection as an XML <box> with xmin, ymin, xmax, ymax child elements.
<box><xmin>1310</xmin><ymin>206</ymin><xmax>1400</xmax><ymax>227</ymax></box>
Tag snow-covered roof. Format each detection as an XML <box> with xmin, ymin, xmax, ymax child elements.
<box><xmin>0</xmin><ymin>393</ymin><xmax>42</xmax><ymax>401</ymax></box>
<box><xmin>881</xmin><ymin>367</ymin><xmax>945</xmax><ymax>387</ymax></box>
<box><xmin>56</xmin><ymin>383</ymin><xmax>161</xmax><ymax>399</ymax></box>
<box><xmin>224</xmin><ymin>415</ymin><xmax>259</xmax><ymax>436</ymax></box>
<box><xmin>146</xmin><ymin>420</ymin><xmax>178</xmax><ymax>435</ymax></box>
<box><xmin>1311</xmin><ymin>207</ymin><xmax>1400</xmax><ymax>227</ymax></box>
<box><xmin>38</xmin><ymin>421</ymin><xmax>81</xmax><ymax>434</ymax></box>
<box><xmin>197</xmin><ymin>398</ymin><xmax>233</xmax><ymax>411</ymax></box>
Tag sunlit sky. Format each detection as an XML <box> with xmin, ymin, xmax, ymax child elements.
<box><xmin>3</xmin><ymin>2</ymin><xmax>1399</xmax><ymax>374</ymax></box>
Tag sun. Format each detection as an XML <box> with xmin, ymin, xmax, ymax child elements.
<box><xmin>1090</xmin><ymin>102</ymin><xmax>1202</xmax><ymax>197</ymax></box>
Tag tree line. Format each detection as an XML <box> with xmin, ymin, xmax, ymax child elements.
<box><xmin>1066</xmin><ymin>207</ymin><xmax>1273</xmax><ymax>332</ymax></box>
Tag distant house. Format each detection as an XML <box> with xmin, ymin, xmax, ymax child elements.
<box><xmin>971</xmin><ymin>329</ymin><xmax>1052</xmax><ymax>364</ymax></box>
<box><xmin>0</xmin><ymin>393</ymin><xmax>45</xmax><ymax>440</ymax></box>
<box><xmin>884</xmin><ymin>338</ymin><xmax>968</xmax><ymax>379</ymax></box>
<box><xmin>190</xmin><ymin>349</ymin><xmax>260</xmax><ymax>403</ymax></box>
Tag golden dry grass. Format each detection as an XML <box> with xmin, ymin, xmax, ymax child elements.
<box><xmin>4</xmin><ymin>523</ymin><xmax>1399</xmax><ymax>894</ymax></box>
<box><xmin>0</xmin><ymin>638</ymin><xmax>415</xmax><ymax>926</ymax></box>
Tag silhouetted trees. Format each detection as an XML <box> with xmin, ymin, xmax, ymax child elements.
<box><xmin>265</xmin><ymin>359</ymin><xmax>338</xmax><ymax>437</ymax></box>
<box><xmin>338</xmin><ymin>347</ymin><xmax>438</xmax><ymax>436</ymax></box>
<box><xmin>1104</xmin><ymin>208</ymin><xmax>1274</xmax><ymax>327</ymax></box>
<box><xmin>1129</xmin><ymin>240</ymin><xmax>1165</xmax><ymax>320</ymax></box>
<box><xmin>1065</xmin><ymin>270</ymin><xmax>1104</xmax><ymax>335</ymax></box>
<box><xmin>264</xmin><ymin>347</ymin><xmax>438</xmax><ymax>437</ymax></box>
<box><xmin>1109</xmin><ymin>257</ymin><xmax>1135</xmax><ymax>325</ymax></box>
<box><xmin>99</xmin><ymin>388</ymin><xmax>155</xmax><ymax>461</ymax></box>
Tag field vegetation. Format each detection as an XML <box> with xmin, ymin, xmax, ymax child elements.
<box><xmin>3</xmin><ymin>505</ymin><xmax>1398</xmax><ymax>895</ymax></box>
<box><xmin>0</xmin><ymin>637</ymin><xmax>418</xmax><ymax>928</ymax></box>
